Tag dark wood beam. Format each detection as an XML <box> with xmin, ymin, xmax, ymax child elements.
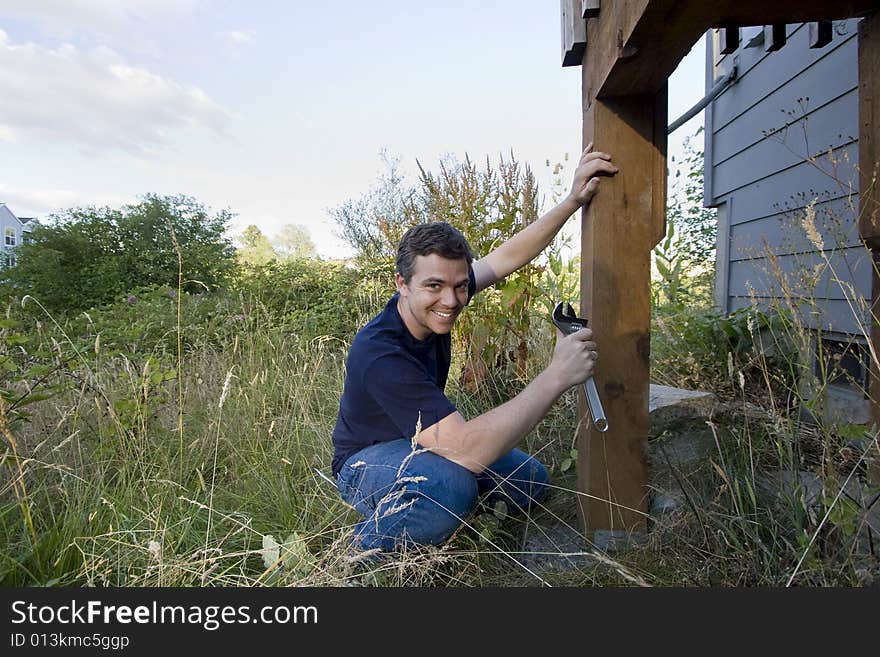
<box><xmin>809</xmin><ymin>20</ymin><xmax>834</xmax><ymax>48</ymax></box>
<box><xmin>582</xmin><ymin>1</ymin><xmax>601</xmax><ymax>19</ymax></box>
<box><xmin>860</xmin><ymin>12</ymin><xmax>880</xmax><ymax>245</ymax></box>
<box><xmin>577</xmin><ymin>85</ymin><xmax>668</xmax><ymax>537</ymax></box>
<box><xmin>582</xmin><ymin>0</ymin><xmax>880</xmax><ymax>103</ymax></box>
<box><xmin>561</xmin><ymin>0</ymin><xmax>588</xmax><ymax>67</ymax></box>
<box><xmin>765</xmin><ymin>24</ymin><xmax>787</xmax><ymax>52</ymax></box>
<box><xmin>719</xmin><ymin>27</ymin><xmax>740</xmax><ymax>54</ymax></box>
<box><xmin>858</xmin><ymin>12</ymin><xmax>880</xmax><ymax>485</ymax></box>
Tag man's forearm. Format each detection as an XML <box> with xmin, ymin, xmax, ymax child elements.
<box><xmin>441</xmin><ymin>368</ymin><xmax>566</xmax><ymax>473</ymax></box>
<box><xmin>483</xmin><ymin>196</ymin><xmax>581</xmax><ymax>283</ymax></box>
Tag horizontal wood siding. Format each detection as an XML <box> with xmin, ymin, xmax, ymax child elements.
<box><xmin>712</xmin><ymin>92</ymin><xmax>858</xmax><ymax>198</ymax></box>
<box><xmin>718</xmin><ymin>143</ymin><xmax>858</xmax><ymax>224</ymax></box>
<box><xmin>729</xmin><ymin>295</ymin><xmax>870</xmax><ymax>336</ymax></box>
<box><xmin>706</xmin><ymin>19</ymin><xmax>866</xmax><ymax>336</ymax></box>
<box><xmin>727</xmin><ymin>247</ymin><xmax>872</xmax><ymax>299</ymax></box>
<box><xmin>711</xmin><ymin>23</ymin><xmax>857</xmax><ymax>132</ymax></box>
<box><xmin>729</xmin><ymin>196</ymin><xmax>861</xmax><ymax>259</ymax></box>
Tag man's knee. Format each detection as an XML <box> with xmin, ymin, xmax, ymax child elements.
<box><xmin>529</xmin><ymin>458</ymin><xmax>550</xmax><ymax>492</ymax></box>
<box><xmin>354</xmin><ymin>454</ymin><xmax>479</xmax><ymax>550</ymax></box>
<box><xmin>393</xmin><ymin>456</ymin><xmax>478</xmax><ymax>546</ymax></box>
<box><xmin>414</xmin><ymin>456</ymin><xmax>479</xmax><ymax>521</ymax></box>
<box><xmin>481</xmin><ymin>454</ymin><xmax>549</xmax><ymax>512</ymax></box>
<box><xmin>510</xmin><ymin>456</ymin><xmax>549</xmax><ymax>507</ymax></box>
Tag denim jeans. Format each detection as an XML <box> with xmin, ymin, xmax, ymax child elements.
<box><xmin>336</xmin><ymin>438</ymin><xmax>549</xmax><ymax>551</ymax></box>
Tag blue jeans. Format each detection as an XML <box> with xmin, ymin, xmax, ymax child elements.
<box><xmin>336</xmin><ymin>439</ymin><xmax>549</xmax><ymax>551</ymax></box>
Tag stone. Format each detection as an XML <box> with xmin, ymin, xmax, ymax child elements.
<box><xmin>649</xmin><ymin>383</ymin><xmax>716</xmax><ymax>429</ymax></box>
<box><xmin>519</xmin><ymin>523</ymin><xmax>596</xmax><ymax>572</ymax></box>
<box><xmin>647</xmin><ymin>384</ymin><xmax>718</xmax><ymax>519</ymax></box>
<box><xmin>592</xmin><ymin>529</ymin><xmax>647</xmax><ymax>552</ymax></box>
<box><xmin>756</xmin><ymin>469</ymin><xmax>823</xmax><ymax>508</ymax></box>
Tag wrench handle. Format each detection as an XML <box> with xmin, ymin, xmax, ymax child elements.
<box><xmin>551</xmin><ymin>301</ymin><xmax>609</xmax><ymax>433</ymax></box>
<box><xmin>582</xmin><ymin>378</ymin><xmax>608</xmax><ymax>432</ymax></box>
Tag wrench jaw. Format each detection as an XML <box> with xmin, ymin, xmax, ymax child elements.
<box><xmin>552</xmin><ymin>301</ymin><xmax>588</xmax><ymax>335</ymax></box>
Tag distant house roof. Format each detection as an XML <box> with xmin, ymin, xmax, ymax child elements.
<box><xmin>0</xmin><ymin>204</ymin><xmax>38</xmax><ymax>230</ymax></box>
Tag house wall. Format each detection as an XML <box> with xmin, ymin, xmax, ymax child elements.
<box><xmin>0</xmin><ymin>204</ymin><xmax>29</xmax><ymax>268</ymax></box>
<box><xmin>705</xmin><ymin>20</ymin><xmax>867</xmax><ymax>340</ymax></box>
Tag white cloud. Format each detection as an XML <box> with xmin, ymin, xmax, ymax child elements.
<box><xmin>0</xmin><ymin>184</ymin><xmax>131</xmax><ymax>218</ymax></box>
<box><xmin>0</xmin><ymin>1</ymin><xmax>204</xmax><ymax>41</ymax></box>
<box><xmin>0</xmin><ymin>31</ymin><xmax>231</xmax><ymax>155</ymax></box>
<box><xmin>219</xmin><ymin>30</ymin><xmax>256</xmax><ymax>45</ymax></box>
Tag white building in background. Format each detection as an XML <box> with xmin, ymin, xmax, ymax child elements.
<box><xmin>0</xmin><ymin>203</ymin><xmax>36</xmax><ymax>269</ymax></box>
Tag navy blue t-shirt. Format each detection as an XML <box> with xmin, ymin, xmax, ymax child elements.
<box><xmin>331</xmin><ymin>269</ymin><xmax>476</xmax><ymax>477</ymax></box>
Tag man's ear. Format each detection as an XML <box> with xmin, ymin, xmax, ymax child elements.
<box><xmin>394</xmin><ymin>272</ymin><xmax>406</xmax><ymax>294</ymax></box>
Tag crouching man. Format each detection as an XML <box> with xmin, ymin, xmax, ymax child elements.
<box><xmin>331</xmin><ymin>145</ymin><xmax>618</xmax><ymax>551</ymax></box>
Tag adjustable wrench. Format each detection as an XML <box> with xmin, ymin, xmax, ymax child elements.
<box><xmin>551</xmin><ymin>302</ymin><xmax>609</xmax><ymax>432</ymax></box>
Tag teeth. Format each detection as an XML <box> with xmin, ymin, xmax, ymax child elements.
<box><xmin>433</xmin><ymin>311</ymin><xmax>452</xmax><ymax>318</ymax></box>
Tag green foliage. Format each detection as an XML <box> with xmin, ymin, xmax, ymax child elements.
<box><xmin>116</xmin><ymin>194</ymin><xmax>236</xmax><ymax>293</ymax></box>
<box><xmin>234</xmin><ymin>259</ymin><xmax>384</xmax><ymax>340</ymax></box>
<box><xmin>652</xmin><ymin>305</ymin><xmax>777</xmax><ymax>394</ymax></box>
<box><xmin>417</xmin><ymin>154</ymin><xmax>545</xmax><ymax>387</ymax></box>
<box><xmin>236</xmin><ymin>223</ymin><xmax>318</xmax><ymax>265</ymax></box>
<box><xmin>668</xmin><ymin>131</ymin><xmax>716</xmax><ymax>265</ymax></box>
<box><xmin>1</xmin><ymin>248</ymin><xmax>876</xmax><ymax>587</ymax></box>
<box><xmin>657</xmin><ymin>128</ymin><xmax>717</xmax><ymax>307</ymax></box>
<box><xmin>329</xmin><ymin>150</ymin><xmax>412</xmax><ymax>271</ymax></box>
<box><xmin>652</xmin><ymin>218</ymin><xmax>689</xmax><ymax>308</ymax></box>
<box><xmin>274</xmin><ymin>224</ymin><xmax>317</xmax><ymax>260</ymax></box>
<box><xmin>237</xmin><ymin>224</ymin><xmax>278</xmax><ymax>266</ymax></box>
<box><xmin>6</xmin><ymin>194</ymin><xmax>236</xmax><ymax>315</ymax></box>
<box><xmin>0</xmin><ymin>314</ymin><xmax>67</xmax><ymax>432</ymax></box>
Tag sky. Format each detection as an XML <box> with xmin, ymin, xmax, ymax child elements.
<box><xmin>0</xmin><ymin>1</ymin><xmax>707</xmax><ymax>260</ymax></box>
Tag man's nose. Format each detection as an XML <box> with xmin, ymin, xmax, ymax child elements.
<box><xmin>442</xmin><ymin>287</ymin><xmax>459</xmax><ymax>308</ymax></box>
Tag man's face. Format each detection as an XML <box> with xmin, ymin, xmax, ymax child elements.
<box><xmin>395</xmin><ymin>253</ymin><xmax>470</xmax><ymax>340</ymax></box>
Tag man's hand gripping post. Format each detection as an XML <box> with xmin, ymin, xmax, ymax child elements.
<box><xmin>551</xmin><ymin>302</ymin><xmax>609</xmax><ymax>432</ymax></box>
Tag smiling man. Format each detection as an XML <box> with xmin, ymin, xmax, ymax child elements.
<box><xmin>331</xmin><ymin>145</ymin><xmax>618</xmax><ymax>552</ymax></box>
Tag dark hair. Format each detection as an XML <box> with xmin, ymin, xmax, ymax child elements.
<box><xmin>395</xmin><ymin>222</ymin><xmax>474</xmax><ymax>283</ymax></box>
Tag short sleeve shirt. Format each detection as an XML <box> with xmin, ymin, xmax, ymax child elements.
<box><xmin>331</xmin><ymin>269</ymin><xmax>476</xmax><ymax>477</ymax></box>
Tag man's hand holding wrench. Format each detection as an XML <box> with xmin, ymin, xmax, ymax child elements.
<box><xmin>551</xmin><ymin>302</ymin><xmax>608</xmax><ymax>432</ymax></box>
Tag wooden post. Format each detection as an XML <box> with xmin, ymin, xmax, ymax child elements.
<box><xmin>566</xmin><ymin>0</ymin><xmax>880</xmax><ymax>532</ymax></box>
<box><xmin>858</xmin><ymin>12</ymin><xmax>880</xmax><ymax>484</ymax></box>
<box><xmin>860</xmin><ymin>13</ymin><xmax>880</xmax><ymax>245</ymax></box>
<box><xmin>578</xmin><ymin>85</ymin><xmax>668</xmax><ymax>538</ymax></box>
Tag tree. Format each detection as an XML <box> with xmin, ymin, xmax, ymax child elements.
<box><xmin>117</xmin><ymin>194</ymin><xmax>236</xmax><ymax>293</ymax></box>
<box><xmin>7</xmin><ymin>194</ymin><xmax>237</xmax><ymax>314</ymax></box>
<box><xmin>7</xmin><ymin>207</ymin><xmax>124</xmax><ymax>313</ymax></box>
<box><xmin>330</xmin><ymin>150</ymin><xmax>412</xmax><ymax>269</ymax></box>
<box><xmin>652</xmin><ymin>129</ymin><xmax>718</xmax><ymax>308</ymax></box>
<box><xmin>274</xmin><ymin>223</ymin><xmax>317</xmax><ymax>260</ymax></box>
<box><xmin>664</xmin><ymin>128</ymin><xmax>717</xmax><ymax>300</ymax></box>
<box><xmin>237</xmin><ymin>224</ymin><xmax>278</xmax><ymax>265</ymax></box>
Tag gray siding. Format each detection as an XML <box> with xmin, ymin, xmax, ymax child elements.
<box><xmin>706</xmin><ymin>20</ymin><xmax>865</xmax><ymax>340</ymax></box>
<box><xmin>0</xmin><ymin>204</ymin><xmax>33</xmax><ymax>269</ymax></box>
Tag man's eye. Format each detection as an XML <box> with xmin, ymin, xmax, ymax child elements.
<box><xmin>428</xmin><ymin>284</ymin><xmax>440</xmax><ymax>290</ymax></box>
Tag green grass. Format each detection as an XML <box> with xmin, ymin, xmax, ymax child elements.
<box><xmin>1</xmin><ymin>277</ymin><xmax>878</xmax><ymax>587</ymax></box>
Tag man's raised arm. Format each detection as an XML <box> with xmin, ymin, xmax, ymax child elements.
<box><xmin>471</xmin><ymin>143</ymin><xmax>618</xmax><ymax>293</ymax></box>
